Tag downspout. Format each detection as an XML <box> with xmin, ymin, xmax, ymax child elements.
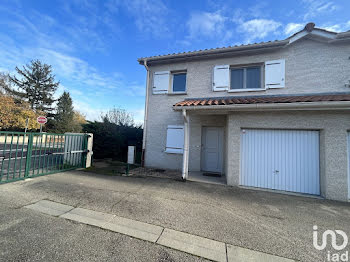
<box><xmin>141</xmin><ymin>60</ymin><xmax>150</xmax><ymax>167</ymax></box>
<box><xmin>182</xmin><ymin>109</ymin><xmax>189</xmax><ymax>180</ymax></box>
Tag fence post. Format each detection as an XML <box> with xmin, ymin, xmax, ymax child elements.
<box><xmin>85</xmin><ymin>133</ymin><xmax>93</xmax><ymax>168</ymax></box>
<box><xmin>24</xmin><ymin>134</ymin><xmax>33</xmax><ymax>177</ymax></box>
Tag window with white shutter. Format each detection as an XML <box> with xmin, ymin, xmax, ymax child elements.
<box><xmin>165</xmin><ymin>125</ymin><xmax>184</xmax><ymax>154</ymax></box>
<box><xmin>213</xmin><ymin>65</ymin><xmax>229</xmax><ymax>91</ymax></box>
<box><xmin>265</xmin><ymin>59</ymin><xmax>285</xmax><ymax>89</ymax></box>
<box><xmin>230</xmin><ymin>66</ymin><xmax>262</xmax><ymax>90</ymax></box>
<box><xmin>153</xmin><ymin>71</ymin><xmax>170</xmax><ymax>94</ymax></box>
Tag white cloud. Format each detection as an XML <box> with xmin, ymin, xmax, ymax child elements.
<box><xmin>237</xmin><ymin>19</ymin><xmax>282</xmax><ymax>43</ymax></box>
<box><xmin>36</xmin><ymin>49</ymin><xmax>123</xmax><ymax>89</ymax></box>
<box><xmin>109</xmin><ymin>0</ymin><xmax>170</xmax><ymax>38</ymax></box>
<box><xmin>187</xmin><ymin>11</ymin><xmax>227</xmax><ymax>39</ymax></box>
<box><xmin>302</xmin><ymin>0</ymin><xmax>338</xmax><ymax>20</ymax></box>
<box><xmin>322</xmin><ymin>21</ymin><xmax>350</xmax><ymax>32</ymax></box>
<box><xmin>73</xmin><ymin>100</ymin><xmax>107</xmax><ymax>121</ymax></box>
<box><xmin>284</xmin><ymin>23</ymin><xmax>304</xmax><ymax>35</ymax></box>
<box><xmin>73</xmin><ymin>99</ymin><xmax>144</xmax><ymax>125</ymax></box>
<box><xmin>323</xmin><ymin>24</ymin><xmax>342</xmax><ymax>32</ymax></box>
<box><xmin>130</xmin><ymin>108</ymin><xmax>145</xmax><ymax>125</ymax></box>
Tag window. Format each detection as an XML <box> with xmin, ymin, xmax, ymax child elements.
<box><xmin>230</xmin><ymin>66</ymin><xmax>262</xmax><ymax>90</ymax></box>
<box><xmin>165</xmin><ymin>125</ymin><xmax>184</xmax><ymax>154</ymax></box>
<box><xmin>172</xmin><ymin>72</ymin><xmax>186</xmax><ymax>93</ymax></box>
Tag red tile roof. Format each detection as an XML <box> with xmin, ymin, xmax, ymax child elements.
<box><xmin>174</xmin><ymin>93</ymin><xmax>350</xmax><ymax>107</ymax></box>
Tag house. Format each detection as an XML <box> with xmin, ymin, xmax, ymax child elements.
<box><xmin>138</xmin><ymin>23</ymin><xmax>350</xmax><ymax>202</ymax></box>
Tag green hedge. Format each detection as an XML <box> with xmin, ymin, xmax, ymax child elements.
<box><xmin>83</xmin><ymin>121</ymin><xmax>143</xmax><ymax>163</ymax></box>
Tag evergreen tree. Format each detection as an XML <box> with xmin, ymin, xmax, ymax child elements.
<box><xmin>54</xmin><ymin>91</ymin><xmax>74</xmax><ymax>133</ymax></box>
<box><xmin>6</xmin><ymin>60</ymin><xmax>59</xmax><ymax>114</ymax></box>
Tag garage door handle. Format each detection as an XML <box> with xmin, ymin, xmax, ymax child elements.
<box><xmin>274</xmin><ymin>170</ymin><xmax>279</xmax><ymax>174</ymax></box>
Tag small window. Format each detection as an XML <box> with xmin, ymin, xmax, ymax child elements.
<box><xmin>172</xmin><ymin>73</ymin><xmax>186</xmax><ymax>93</ymax></box>
<box><xmin>230</xmin><ymin>66</ymin><xmax>262</xmax><ymax>90</ymax></box>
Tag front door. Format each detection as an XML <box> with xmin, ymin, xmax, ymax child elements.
<box><xmin>201</xmin><ymin>127</ymin><xmax>224</xmax><ymax>173</ymax></box>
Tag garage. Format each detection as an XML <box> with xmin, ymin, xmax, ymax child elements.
<box><xmin>240</xmin><ymin>129</ymin><xmax>320</xmax><ymax>195</ymax></box>
<box><xmin>348</xmin><ymin>132</ymin><xmax>350</xmax><ymax>200</ymax></box>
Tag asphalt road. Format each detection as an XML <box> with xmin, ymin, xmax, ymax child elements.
<box><xmin>1</xmin><ymin>171</ymin><xmax>350</xmax><ymax>261</ymax></box>
<box><xmin>0</xmin><ymin>204</ymin><xmax>205</xmax><ymax>262</ymax></box>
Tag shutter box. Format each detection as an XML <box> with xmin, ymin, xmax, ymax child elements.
<box><xmin>165</xmin><ymin>125</ymin><xmax>184</xmax><ymax>154</ymax></box>
<box><xmin>213</xmin><ymin>65</ymin><xmax>229</xmax><ymax>91</ymax></box>
<box><xmin>265</xmin><ymin>59</ymin><xmax>285</xmax><ymax>89</ymax></box>
<box><xmin>153</xmin><ymin>71</ymin><xmax>170</xmax><ymax>94</ymax></box>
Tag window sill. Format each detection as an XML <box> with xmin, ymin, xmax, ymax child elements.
<box><xmin>165</xmin><ymin>149</ymin><xmax>183</xmax><ymax>154</ymax></box>
<box><xmin>228</xmin><ymin>88</ymin><xmax>266</xmax><ymax>93</ymax></box>
<box><xmin>168</xmin><ymin>92</ymin><xmax>187</xmax><ymax>95</ymax></box>
<box><xmin>213</xmin><ymin>88</ymin><xmax>228</xmax><ymax>92</ymax></box>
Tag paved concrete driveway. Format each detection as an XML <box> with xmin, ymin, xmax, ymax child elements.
<box><xmin>1</xmin><ymin>171</ymin><xmax>350</xmax><ymax>262</ymax></box>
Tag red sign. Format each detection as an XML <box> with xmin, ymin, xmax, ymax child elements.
<box><xmin>37</xmin><ymin>116</ymin><xmax>47</xmax><ymax>124</ymax></box>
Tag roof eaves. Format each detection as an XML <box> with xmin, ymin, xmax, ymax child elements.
<box><xmin>181</xmin><ymin>92</ymin><xmax>350</xmax><ymax>102</ymax></box>
<box><xmin>138</xmin><ymin>40</ymin><xmax>288</xmax><ymax>65</ymax></box>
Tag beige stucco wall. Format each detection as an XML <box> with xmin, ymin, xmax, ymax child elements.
<box><xmin>146</xmin><ymin>39</ymin><xmax>350</xmax><ymax>98</ymax></box>
<box><xmin>144</xmin><ymin>110</ymin><xmax>226</xmax><ymax>171</ymax></box>
<box><xmin>226</xmin><ymin>110</ymin><xmax>350</xmax><ymax>201</ymax></box>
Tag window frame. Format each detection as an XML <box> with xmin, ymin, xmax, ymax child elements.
<box><xmin>170</xmin><ymin>70</ymin><xmax>187</xmax><ymax>94</ymax></box>
<box><xmin>228</xmin><ymin>63</ymin><xmax>265</xmax><ymax>92</ymax></box>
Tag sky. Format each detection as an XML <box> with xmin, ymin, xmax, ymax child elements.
<box><xmin>0</xmin><ymin>0</ymin><xmax>349</xmax><ymax>124</ymax></box>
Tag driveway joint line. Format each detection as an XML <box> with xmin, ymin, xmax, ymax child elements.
<box><xmin>155</xmin><ymin>227</ymin><xmax>165</xmax><ymax>243</ymax></box>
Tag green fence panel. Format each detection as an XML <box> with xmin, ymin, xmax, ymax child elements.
<box><xmin>0</xmin><ymin>131</ymin><xmax>88</xmax><ymax>184</ymax></box>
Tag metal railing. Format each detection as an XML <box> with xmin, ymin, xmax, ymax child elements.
<box><xmin>0</xmin><ymin>131</ymin><xmax>89</xmax><ymax>183</ymax></box>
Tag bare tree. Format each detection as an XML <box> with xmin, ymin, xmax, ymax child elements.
<box><xmin>101</xmin><ymin>107</ymin><xmax>135</xmax><ymax>127</ymax></box>
<box><xmin>0</xmin><ymin>72</ymin><xmax>10</xmax><ymax>95</ymax></box>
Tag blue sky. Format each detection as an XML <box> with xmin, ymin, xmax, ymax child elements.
<box><xmin>0</xmin><ymin>0</ymin><xmax>349</xmax><ymax>124</ymax></box>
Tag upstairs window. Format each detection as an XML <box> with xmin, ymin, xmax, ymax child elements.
<box><xmin>172</xmin><ymin>72</ymin><xmax>187</xmax><ymax>93</ymax></box>
<box><xmin>230</xmin><ymin>66</ymin><xmax>262</xmax><ymax>90</ymax></box>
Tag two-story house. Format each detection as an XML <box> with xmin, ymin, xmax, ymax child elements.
<box><xmin>138</xmin><ymin>23</ymin><xmax>350</xmax><ymax>202</ymax></box>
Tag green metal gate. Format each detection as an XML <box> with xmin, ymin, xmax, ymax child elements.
<box><xmin>0</xmin><ymin>131</ymin><xmax>89</xmax><ymax>184</ymax></box>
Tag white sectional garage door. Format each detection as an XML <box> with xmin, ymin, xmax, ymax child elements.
<box><xmin>240</xmin><ymin>129</ymin><xmax>320</xmax><ymax>195</ymax></box>
<box><xmin>348</xmin><ymin>132</ymin><xmax>350</xmax><ymax>200</ymax></box>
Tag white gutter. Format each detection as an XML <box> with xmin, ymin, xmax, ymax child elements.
<box><xmin>182</xmin><ymin>109</ymin><xmax>189</xmax><ymax>180</ymax></box>
<box><xmin>141</xmin><ymin>60</ymin><xmax>150</xmax><ymax>166</ymax></box>
<box><xmin>173</xmin><ymin>101</ymin><xmax>350</xmax><ymax>112</ymax></box>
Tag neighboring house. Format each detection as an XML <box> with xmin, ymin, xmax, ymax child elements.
<box><xmin>138</xmin><ymin>23</ymin><xmax>350</xmax><ymax>202</ymax></box>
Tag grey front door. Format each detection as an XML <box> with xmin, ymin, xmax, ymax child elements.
<box><xmin>201</xmin><ymin>127</ymin><xmax>224</xmax><ymax>173</ymax></box>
